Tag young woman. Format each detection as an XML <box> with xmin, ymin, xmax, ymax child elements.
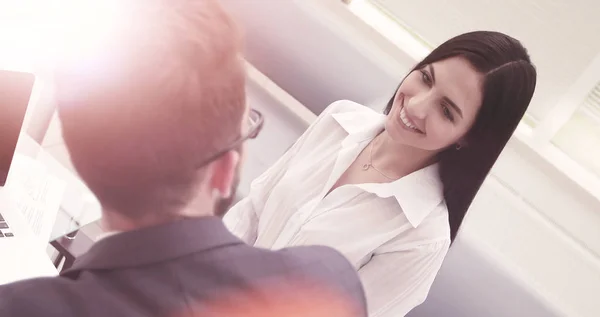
<box><xmin>224</xmin><ymin>31</ymin><xmax>537</xmax><ymax>316</ymax></box>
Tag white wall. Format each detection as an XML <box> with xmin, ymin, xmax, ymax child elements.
<box><xmin>236</xmin><ymin>68</ymin><xmax>313</xmax><ymax>198</ymax></box>
<box><xmin>221</xmin><ymin>0</ymin><xmax>410</xmax><ymax>114</ymax></box>
<box><xmin>408</xmin><ymin>230</ymin><xmax>561</xmax><ymax>317</ymax></box>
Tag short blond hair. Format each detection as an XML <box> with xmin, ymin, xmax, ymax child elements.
<box><xmin>56</xmin><ymin>0</ymin><xmax>246</xmax><ymax>218</ymax></box>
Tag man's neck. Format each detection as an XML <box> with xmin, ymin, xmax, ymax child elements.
<box><xmin>99</xmin><ymin>188</ymin><xmax>224</xmax><ymax>233</ymax></box>
<box><xmin>100</xmin><ymin>206</ymin><xmax>215</xmax><ymax>233</ymax></box>
<box><xmin>100</xmin><ymin>210</ymin><xmax>164</xmax><ymax>233</ymax></box>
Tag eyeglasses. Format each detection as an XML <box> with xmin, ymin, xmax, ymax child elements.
<box><xmin>196</xmin><ymin>108</ymin><xmax>264</xmax><ymax>168</ymax></box>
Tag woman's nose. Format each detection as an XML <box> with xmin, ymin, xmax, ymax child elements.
<box><xmin>406</xmin><ymin>94</ymin><xmax>433</xmax><ymax>120</ymax></box>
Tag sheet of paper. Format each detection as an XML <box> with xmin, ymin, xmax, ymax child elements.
<box><xmin>35</xmin><ymin>146</ymin><xmax>102</xmax><ymax>230</ymax></box>
<box><xmin>6</xmin><ymin>154</ymin><xmax>66</xmax><ymax>245</ymax></box>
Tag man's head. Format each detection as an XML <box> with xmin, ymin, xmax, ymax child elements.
<box><xmin>54</xmin><ymin>0</ymin><xmax>248</xmax><ymax>229</ymax></box>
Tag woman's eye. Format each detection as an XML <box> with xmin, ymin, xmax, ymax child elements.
<box><xmin>420</xmin><ymin>70</ymin><xmax>432</xmax><ymax>85</ymax></box>
<box><xmin>442</xmin><ymin>105</ymin><xmax>454</xmax><ymax>122</ymax></box>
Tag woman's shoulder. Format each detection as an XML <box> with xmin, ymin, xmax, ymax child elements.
<box><xmin>311</xmin><ymin>100</ymin><xmax>380</xmax><ymax>130</ymax></box>
<box><xmin>323</xmin><ymin>99</ymin><xmax>375</xmax><ymax>116</ymax></box>
<box><xmin>296</xmin><ymin>100</ymin><xmax>380</xmax><ymax>148</ymax></box>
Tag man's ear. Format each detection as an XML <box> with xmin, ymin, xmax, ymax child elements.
<box><xmin>209</xmin><ymin>150</ymin><xmax>240</xmax><ymax>199</ymax></box>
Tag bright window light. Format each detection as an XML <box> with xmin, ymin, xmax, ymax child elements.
<box><xmin>346</xmin><ymin>0</ymin><xmax>431</xmax><ymax>61</ymax></box>
<box><xmin>552</xmin><ymin>108</ymin><xmax>600</xmax><ymax>177</ymax></box>
<box><xmin>0</xmin><ymin>0</ymin><xmax>131</xmax><ymax>72</ymax></box>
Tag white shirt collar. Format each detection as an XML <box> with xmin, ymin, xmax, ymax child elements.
<box><xmin>332</xmin><ymin>108</ymin><xmax>445</xmax><ymax>228</ymax></box>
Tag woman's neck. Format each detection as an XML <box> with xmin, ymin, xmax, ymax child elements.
<box><xmin>370</xmin><ymin>130</ymin><xmax>438</xmax><ymax>179</ymax></box>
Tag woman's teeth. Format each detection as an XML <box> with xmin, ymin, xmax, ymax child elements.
<box><xmin>399</xmin><ymin>107</ymin><xmax>421</xmax><ymax>133</ymax></box>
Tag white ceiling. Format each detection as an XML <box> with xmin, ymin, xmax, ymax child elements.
<box><xmin>372</xmin><ymin>0</ymin><xmax>600</xmax><ymax>120</ymax></box>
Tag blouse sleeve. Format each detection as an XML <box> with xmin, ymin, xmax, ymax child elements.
<box><xmin>222</xmin><ymin>141</ymin><xmax>300</xmax><ymax>244</ymax></box>
<box><xmin>358</xmin><ymin>239</ymin><xmax>450</xmax><ymax>317</ymax></box>
<box><xmin>223</xmin><ymin>100</ymin><xmax>348</xmax><ymax>244</ymax></box>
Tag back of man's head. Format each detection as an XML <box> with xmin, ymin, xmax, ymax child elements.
<box><xmin>54</xmin><ymin>0</ymin><xmax>246</xmax><ymax>222</ymax></box>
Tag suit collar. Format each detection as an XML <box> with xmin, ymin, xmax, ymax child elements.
<box><xmin>62</xmin><ymin>217</ymin><xmax>242</xmax><ymax>276</ymax></box>
<box><xmin>332</xmin><ymin>107</ymin><xmax>445</xmax><ymax>228</ymax></box>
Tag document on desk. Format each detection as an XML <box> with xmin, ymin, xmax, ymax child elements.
<box><xmin>6</xmin><ymin>154</ymin><xmax>66</xmax><ymax>247</ymax></box>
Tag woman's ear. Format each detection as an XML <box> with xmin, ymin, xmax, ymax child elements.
<box><xmin>455</xmin><ymin>139</ymin><xmax>469</xmax><ymax>150</ymax></box>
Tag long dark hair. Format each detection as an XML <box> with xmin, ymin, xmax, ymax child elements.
<box><xmin>384</xmin><ymin>31</ymin><xmax>537</xmax><ymax>241</ymax></box>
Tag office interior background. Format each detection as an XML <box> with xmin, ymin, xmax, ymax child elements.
<box><xmin>1</xmin><ymin>0</ymin><xmax>599</xmax><ymax>316</ymax></box>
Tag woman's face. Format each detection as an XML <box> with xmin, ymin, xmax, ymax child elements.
<box><xmin>386</xmin><ymin>57</ymin><xmax>484</xmax><ymax>152</ymax></box>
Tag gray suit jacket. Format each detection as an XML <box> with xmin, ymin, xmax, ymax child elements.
<box><xmin>0</xmin><ymin>217</ymin><xmax>367</xmax><ymax>316</ymax></box>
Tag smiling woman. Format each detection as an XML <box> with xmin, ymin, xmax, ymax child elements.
<box><xmin>383</xmin><ymin>31</ymin><xmax>537</xmax><ymax>242</ymax></box>
<box><xmin>384</xmin><ymin>58</ymin><xmax>483</xmax><ymax>151</ymax></box>
<box><xmin>224</xmin><ymin>31</ymin><xmax>536</xmax><ymax>317</ymax></box>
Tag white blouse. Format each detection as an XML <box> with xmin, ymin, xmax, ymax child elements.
<box><xmin>224</xmin><ymin>100</ymin><xmax>451</xmax><ymax>316</ymax></box>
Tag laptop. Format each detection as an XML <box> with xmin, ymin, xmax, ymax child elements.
<box><xmin>0</xmin><ymin>70</ymin><xmax>58</xmax><ymax>285</ymax></box>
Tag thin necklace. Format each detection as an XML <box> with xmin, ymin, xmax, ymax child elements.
<box><xmin>362</xmin><ymin>137</ymin><xmax>396</xmax><ymax>180</ymax></box>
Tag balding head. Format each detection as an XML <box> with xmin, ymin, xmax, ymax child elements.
<box><xmin>55</xmin><ymin>0</ymin><xmax>246</xmax><ymax>225</ymax></box>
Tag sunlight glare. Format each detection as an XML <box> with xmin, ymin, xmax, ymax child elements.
<box><xmin>0</xmin><ymin>0</ymin><xmax>129</xmax><ymax>72</ymax></box>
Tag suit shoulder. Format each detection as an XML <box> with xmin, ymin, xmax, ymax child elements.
<box><xmin>279</xmin><ymin>245</ymin><xmax>351</xmax><ymax>267</ymax></box>
<box><xmin>276</xmin><ymin>245</ymin><xmax>360</xmax><ymax>286</ymax></box>
<box><xmin>0</xmin><ymin>276</ymin><xmax>79</xmax><ymax>316</ymax></box>
<box><xmin>276</xmin><ymin>245</ymin><xmax>367</xmax><ymax>315</ymax></box>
